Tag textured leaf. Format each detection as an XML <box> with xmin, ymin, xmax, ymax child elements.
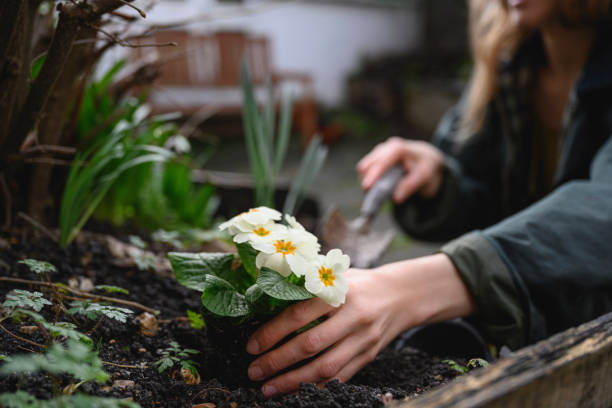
<box><xmin>200</xmin><ymin>275</ymin><xmax>251</xmax><ymax>317</ymax></box>
<box><xmin>3</xmin><ymin>290</ymin><xmax>51</xmax><ymax>312</ymax></box>
<box><xmin>236</xmin><ymin>242</ymin><xmax>258</xmax><ymax>280</ymax></box>
<box><xmin>186</xmin><ymin>310</ymin><xmax>206</xmax><ymax>329</ymax></box>
<box><xmin>39</xmin><ymin>321</ymin><xmax>93</xmax><ymax>346</ymax></box>
<box><xmin>245</xmin><ymin>284</ymin><xmax>265</xmax><ymax>305</ymax></box>
<box><xmin>0</xmin><ymin>392</ymin><xmax>139</xmax><ymax>408</ymax></box>
<box><xmin>66</xmin><ymin>301</ymin><xmax>133</xmax><ymax>323</ymax></box>
<box><xmin>168</xmin><ymin>252</ymin><xmax>234</xmax><ymax>292</ymax></box>
<box><xmin>18</xmin><ymin>259</ymin><xmax>56</xmax><ymax>275</ymax></box>
<box><xmin>0</xmin><ymin>340</ymin><xmax>108</xmax><ymax>382</ymax></box>
<box><xmin>256</xmin><ymin>268</ymin><xmax>313</xmax><ymax>301</ymax></box>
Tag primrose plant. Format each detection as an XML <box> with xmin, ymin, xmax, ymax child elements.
<box><xmin>169</xmin><ymin>206</ymin><xmax>350</xmax><ymax>321</ymax></box>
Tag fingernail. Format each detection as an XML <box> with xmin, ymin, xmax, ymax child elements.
<box><xmin>248</xmin><ymin>365</ymin><xmax>263</xmax><ymax>380</ymax></box>
<box><xmin>262</xmin><ymin>384</ymin><xmax>277</xmax><ymax>397</ymax></box>
<box><xmin>246</xmin><ymin>338</ymin><xmax>259</xmax><ymax>354</ymax></box>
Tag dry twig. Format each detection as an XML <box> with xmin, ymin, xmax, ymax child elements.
<box><xmin>0</xmin><ymin>277</ymin><xmax>159</xmax><ymax>315</ymax></box>
<box><xmin>0</xmin><ymin>323</ymin><xmax>45</xmax><ymax>349</ymax></box>
<box><xmin>17</xmin><ymin>212</ymin><xmax>58</xmax><ymax>242</ymax></box>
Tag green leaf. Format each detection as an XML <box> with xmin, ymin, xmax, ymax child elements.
<box><xmin>467</xmin><ymin>358</ymin><xmax>489</xmax><ymax>369</ymax></box>
<box><xmin>40</xmin><ymin>321</ymin><xmax>93</xmax><ymax>346</ymax></box>
<box><xmin>155</xmin><ymin>357</ymin><xmax>174</xmax><ymax>373</ymax></box>
<box><xmin>0</xmin><ymin>340</ymin><xmax>108</xmax><ymax>382</ymax></box>
<box><xmin>66</xmin><ymin>300</ymin><xmax>133</xmax><ymax>323</ymax></box>
<box><xmin>3</xmin><ymin>290</ymin><xmax>52</xmax><ymax>312</ymax></box>
<box><xmin>168</xmin><ymin>252</ymin><xmax>234</xmax><ymax>292</ymax></box>
<box><xmin>256</xmin><ymin>268</ymin><xmax>313</xmax><ymax>301</ymax></box>
<box><xmin>95</xmin><ymin>285</ymin><xmax>129</xmax><ymax>295</ymax></box>
<box><xmin>283</xmin><ymin>135</ymin><xmax>328</xmax><ymax>215</ymax></box>
<box><xmin>236</xmin><ymin>242</ymin><xmax>258</xmax><ymax>281</ymax></box>
<box><xmin>274</xmin><ymin>91</ymin><xmax>293</xmax><ymax>173</ymax></box>
<box><xmin>18</xmin><ymin>259</ymin><xmax>57</xmax><ymax>275</ymax></box>
<box><xmin>186</xmin><ymin>309</ymin><xmax>206</xmax><ymax>329</ymax></box>
<box><xmin>245</xmin><ymin>283</ymin><xmax>265</xmax><ymax>305</ymax></box>
<box><xmin>200</xmin><ymin>275</ymin><xmax>251</xmax><ymax>317</ymax></box>
<box><xmin>31</xmin><ymin>54</ymin><xmax>46</xmax><ymax>81</ymax></box>
<box><xmin>0</xmin><ymin>391</ymin><xmax>40</xmax><ymax>408</ymax></box>
<box><xmin>0</xmin><ymin>391</ymin><xmax>140</xmax><ymax>408</ymax></box>
<box><xmin>442</xmin><ymin>359</ymin><xmax>469</xmax><ymax>375</ymax></box>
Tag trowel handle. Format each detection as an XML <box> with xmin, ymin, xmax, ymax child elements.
<box><xmin>360</xmin><ymin>164</ymin><xmax>405</xmax><ymax>219</ymax></box>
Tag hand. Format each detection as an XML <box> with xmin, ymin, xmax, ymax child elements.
<box><xmin>245</xmin><ymin>254</ymin><xmax>476</xmax><ymax>397</ymax></box>
<box><xmin>357</xmin><ymin>137</ymin><xmax>445</xmax><ymax>202</ymax></box>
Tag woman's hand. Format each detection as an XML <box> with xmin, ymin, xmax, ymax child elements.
<box><xmin>246</xmin><ymin>254</ymin><xmax>476</xmax><ymax>397</ymax></box>
<box><xmin>357</xmin><ymin>137</ymin><xmax>446</xmax><ymax>202</ymax></box>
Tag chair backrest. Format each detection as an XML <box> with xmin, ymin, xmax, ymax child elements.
<box><xmin>134</xmin><ymin>30</ymin><xmax>272</xmax><ymax>87</ymax></box>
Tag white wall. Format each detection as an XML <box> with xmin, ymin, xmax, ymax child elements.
<box><xmin>133</xmin><ymin>0</ymin><xmax>421</xmax><ymax>105</ymax></box>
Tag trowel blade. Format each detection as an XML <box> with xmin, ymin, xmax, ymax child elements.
<box><xmin>319</xmin><ymin>207</ymin><xmax>394</xmax><ymax>269</ymax></box>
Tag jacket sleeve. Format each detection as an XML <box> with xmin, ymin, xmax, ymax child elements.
<box><xmin>393</xmin><ymin>101</ymin><xmax>506</xmax><ymax>242</ymax></box>
<box><xmin>442</xmin><ymin>134</ymin><xmax>612</xmax><ymax>349</ymax></box>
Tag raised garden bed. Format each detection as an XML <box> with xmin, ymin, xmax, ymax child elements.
<box><xmin>0</xmin><ymin>231</ymin><xmax>465</xmax><ymax>407</ymax></box>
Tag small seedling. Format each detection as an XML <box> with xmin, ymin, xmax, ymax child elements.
<box><xmin>186</xmin><ymin>310</ymin><xmax>205</xmax><ymax>329</ymax></box>
<box><xmin>18</xmin><ymin>259</ymin><xmax>57</xmax><ymax>275</ymax></box>
<box><xmin>0</xmin><ymin>390</ymin><xmax>139</xmax><ymax>407</ymax></box>
<box><xmin>95</xmin><ymin>285</ymin><xmax>129</xmax><ymax>295</ymax></box>
<box><xmin>155</xmin><ymin>341</ymin><xmax>200</xmax><ymax>375</ymax></box>
<box><xmin>0</xmin><ymin>340</ymin><xmax>108</xmax><ymax>383</ymax></box>
<box><xmin>67</xmin><ymin>300</ymin><xmax>133</xmax><ymax>323</ymax></box>
<box><xmin>2</xmin><ymin>289</ymin><xmax>52</xmax><ymax>312</ymax></box>
<box><xmin>466</xmin><ymin>358</ymin><xmax>489</xmax><ymax>369</ymax></box>
<box><xmin>443</xmin><ymin>358</ymin><xmax>489</xmax><ymax>375</ymax></box>
<box><xmin>442</xmin><ymin>359</ymin><xmax>468</xmax><ymax>375</ymax></box>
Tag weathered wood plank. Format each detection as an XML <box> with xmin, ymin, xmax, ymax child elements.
<box><xmin>400</xmin><ymin>312</ymin><xmax>612</xmax><ymax>408</ymax></box>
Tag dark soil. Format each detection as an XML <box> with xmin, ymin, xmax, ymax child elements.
<box><xmin>0</xmin><ymin>231</ymin><xmax>467</xmax><ymax>407</ymax></box>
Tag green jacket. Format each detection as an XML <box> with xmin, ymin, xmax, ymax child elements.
<box><xmin>394</xmin><ymin>27</ymin><xmax>612</xmax><ymax>349</ymax></box>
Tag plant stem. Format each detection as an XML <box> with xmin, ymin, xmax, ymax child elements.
<box><xmin>87</xmin><ymin>315</ymin><xmax>105</xmax><ymax>336</ymax></box>
<box><xmin>103</xmin><ymin>361</ymin><xmax>147</xmax><ymax>369</ymax></box>
<box><xmin>0</xmin><ymin>323</ymin><xmax>44</xmax><ymax>349</ymax></box>
<box><xmin>0</xmin><ymin>277</ymin><xmax>158</xmax><ymax>314</ymax></box>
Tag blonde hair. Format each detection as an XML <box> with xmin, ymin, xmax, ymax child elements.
<box><xmin>462</xmin><ymin>0</ymin><xmax>612</xmax><ymax>136</ymax></box>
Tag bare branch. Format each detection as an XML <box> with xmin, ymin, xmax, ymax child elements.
<box><xmin>21</xmin><ymin>144</ymin><xmax>77</xmax><ymax>156</ymax></box>
<box><xmin>0</xmin><ymin>277</ymin><xmax>159</xmax><ymax>315</ymax></box>
<box><xmin>117</xmin><ymin>0</ymin><xmax>146</xmax><ymax>18</ymax></box>
<box><xmin>0</xmin><ymin>323</ymin><xmax>45</xmax><ymax>349</ymax></box>
<box><xmin>95</xmin><ymin>25</ymin><xmax>176</xmax><ymax>48</ymax></box>
<box><xmin>17</xmin><ymin>212</ymin><xmax>59</xmax><ymax>242</ymax></box>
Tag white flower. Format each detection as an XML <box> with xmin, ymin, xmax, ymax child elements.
<box><xmin>305</xmin><ymin>249</ymin><xmax>350</xmax><ymax>307</ymax></box>
<box><xmin>253</xmin><ymin>227</ymin><xmax>320</xmax><ymax>278</ymax></box>
<box><xmin>284</xmin><ymin>214</ymin><xmax>319</xmax><ymax>244</ymax></box>
<box><xmin>233</xmin><ymin>221</ymin><xmax>285</xmax><ymax>245</ymax></box>
<box><xmin>219</xmin><ymin>207</ymin><xmax>282</xmax><ymax>235</ymax></box>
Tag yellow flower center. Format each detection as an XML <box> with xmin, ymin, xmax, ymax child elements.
<box><xmin>253</xmin><ymin>226</ymin><xmax>270</xmax><ymax>237</ymax></box>
<box><xmin>274</xmin><ymin>240</ymin><xmax>296</xmax><ymax>257</ymax></box>
<box><xmin>318</xmin><ymin>266</ymin><xmax>335</xmax><ymax>287</ymax></box>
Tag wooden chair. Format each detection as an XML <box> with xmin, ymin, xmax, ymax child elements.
<box><xmin>132</xmin><ymin>30</ymin><xmax>317</xmax><ymax>142</ymax></box>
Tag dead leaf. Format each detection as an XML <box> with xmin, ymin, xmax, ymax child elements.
<box><xmin>79</xmin><ymin>277</ymin><xmax>94</xmax><ymax>292</ymax></box>
<box><xmin>113</xmin><ymin>380</ymin><xmax>135</xmax><ymax>390</ymax></box>
<box><xmin>136</xmin><ymin>312</ymin><xmax>158</xmax><ymax>336</ymax></box>
<box><xmin>18</xmin><ymin>325</ymin><xmax>38</xmax><ymax>335</ymax></box>
<box><xmin>180</xmin><ymin>367</ymin><xmax>201</xmax><ymax>385</ymax></box>
<box><xmin>62</xmin><ymin>382</ymin><xmax>80</xmax><ymax>395</ymax></box>
<box><xmin>192</xmin><ymin>403</ymin><xmax>216</xmax><ymax>408</ymax></box>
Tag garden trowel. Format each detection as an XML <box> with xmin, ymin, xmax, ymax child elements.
<box><xmin>320</xmin><ymin>165</ymin><xmax>405</xmax><ymax>268</ymax></box>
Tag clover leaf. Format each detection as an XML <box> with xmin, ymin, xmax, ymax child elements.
<box><xmin>18</xmin><ymin>259</ymin><xmax>57</xmax><ymax>275</ymax></box>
